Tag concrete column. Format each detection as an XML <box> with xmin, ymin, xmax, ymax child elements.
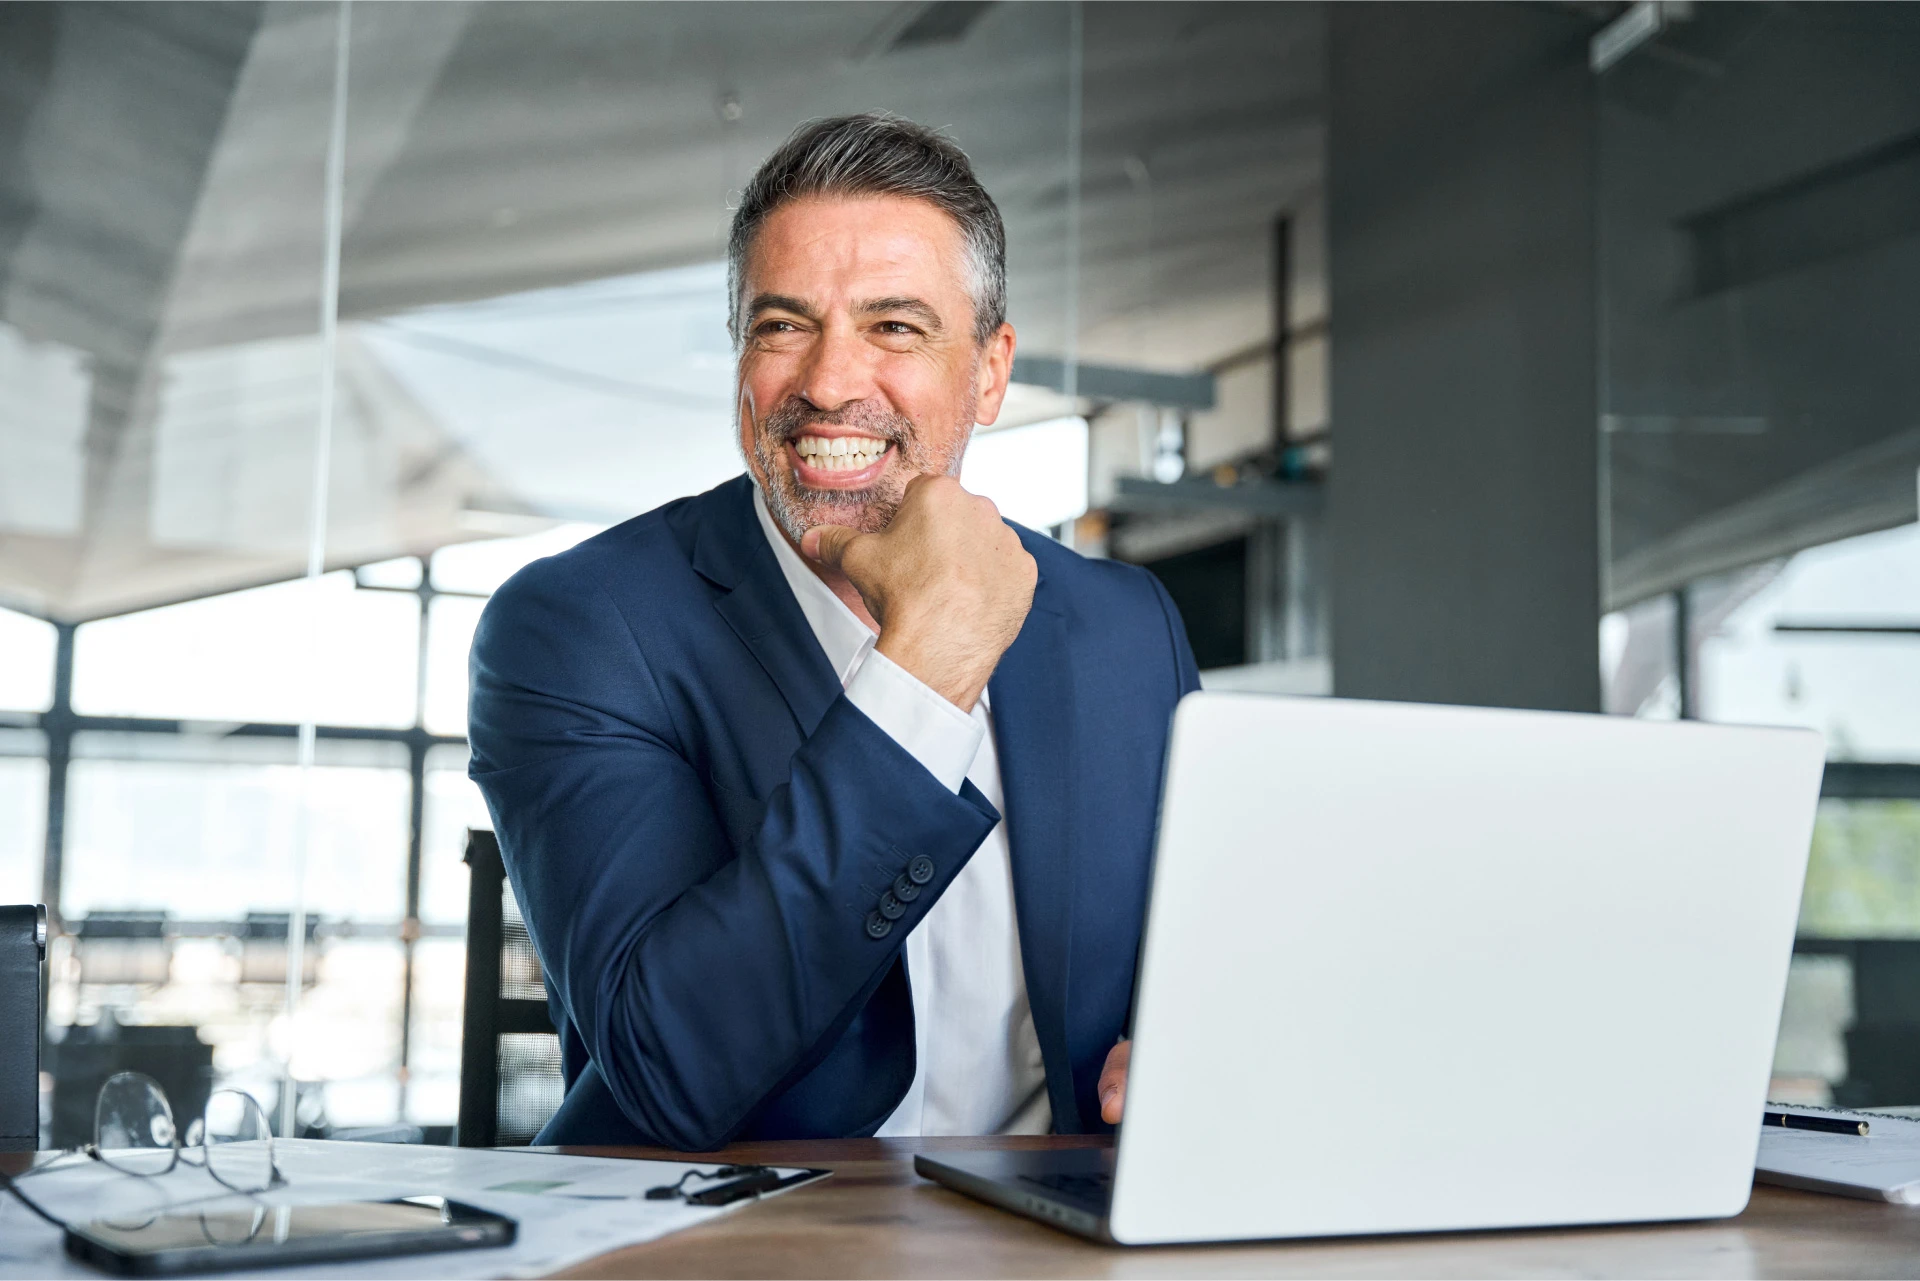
<box><xmin>1327</xmin><ymin>3</ymin><xmax>1602</xmax><ymax>712</ymax></box>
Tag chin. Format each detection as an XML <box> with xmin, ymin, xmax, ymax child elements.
<box><xmin>765</xmin><ymin>476</ymin><xmax>898</xmax><ymax>544</ymax></box>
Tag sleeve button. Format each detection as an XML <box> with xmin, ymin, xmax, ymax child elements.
<box><xmin>891</xmin><ymin>873</ymin><xmax>920</xmax><ymax>902</ymax></box>
<box><xmin>878</xmin><ymin>892</ymin><xmax>906</xmax><ymax>921</ymax></box>
<box><xmin>865</xmin><ymin>911</ymin><xmax>893</xmax><ymax>940</ymax></box>
<box><xmin>907</xmin><ymin>856</ymin><xmax>935</xmax><ymax>886</ymax></box>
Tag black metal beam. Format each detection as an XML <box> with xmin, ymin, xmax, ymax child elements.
<box><xmin>1674</xmin><ymin>586</ymin><xmax>1695</xmax><ymax>719</ymax></box>
<box><xmin>353</xmin><ymin>571</ymin><xmax>487</xmax><ymax>601</ymax></box>
<box><xmin>398</xmin><ymin>569</ymin><xmax>436</xmax><ymax>1121</ymax></box>
<box><xmin>1776</xmin><ymin>623</ymin><xmax>1920</xmax><ymax>636</ymax></box>
<box><xmin>12</xmin><ymin>710</ymin><xmax>462</xmax><ymax>750</ymax></box>
<box><xmin>40</xmin><ymin>623</ymin><xmax>75</xmax><ymax>930</ymax></box>
<box><xmin>1274</xmin><ymin>213</ymin><xmax>1291</xmax><ymax>443</ymax></box>
<box><xmin>1822</xmin><ymin>762</ymin><xmax>1920</xmax><ymax>801</ymax></box>
<box><xmin>1110</xmin><ymin>474</ymin><xmax>1324</xmax><ymax>518</ymax></box>
<box><xmin>112</xmin><ymin>918</ymin><xmax>466</xmax><ymax>941</ymax></box>
<box><xmin>1010</xmin><ymin>355</ymin><xmax>1216</xmax><ymax>410</ymax></box>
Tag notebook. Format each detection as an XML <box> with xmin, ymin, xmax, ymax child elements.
<box><xmin>1756</xmin><ymin>1106</ymin><xmax>1920</xmax><ymax>1203</ymax></box>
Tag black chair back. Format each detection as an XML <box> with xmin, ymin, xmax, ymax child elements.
<box><xmin>458</xmin><ymin>831</ymin><xmax>564</xmax><ymax>1146</ymax></box>
<box><xmin>0</xmin><ymin>905</ymin><xmax>46</xmax><ymax>1152</ymax></box>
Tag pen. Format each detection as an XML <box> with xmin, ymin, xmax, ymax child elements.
<box><xmin>1765</xmin><ymin>1110</ymin><xmax>1869</xmax><ymax>1136</ymax></box>
<box><xmin>685</xmin><ymin>1167</ymin><xmax>790</xmax><ymax>1206</ymax></box>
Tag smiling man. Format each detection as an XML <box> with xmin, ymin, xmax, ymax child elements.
<box><xmin>467</xmin><ymin>114</ymin><xmax>1197</xmax><ymax>1148</ymax></box>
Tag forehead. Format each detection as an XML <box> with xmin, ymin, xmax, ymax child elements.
<box><xmin>746</xmin><ymin>195</ymin><xmax>970</xmax><ymax>300</ymax></box>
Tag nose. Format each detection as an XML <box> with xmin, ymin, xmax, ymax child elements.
<box><xmin>794</xmin><ymin>324</ymin><xmax>877</xmax><ymax>414</ymax></box>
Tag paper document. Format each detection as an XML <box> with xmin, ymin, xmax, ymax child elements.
<box><xmin>1755</xmin><ymin>1106</ymin><xmax>1920</xmax><ymax>1203</ymax></box>
<box><xmin>0</xmin><ymin>1138</ymin><xmax>826</xmax><ymax>1279</ymax></box>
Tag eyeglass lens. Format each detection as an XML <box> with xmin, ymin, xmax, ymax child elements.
<box><xmin>91</xmin><ymin>1072</ymin><xmax>277</xmax><ymax>1193</ymax></box>
<box><xmin>93</xmin><ymin>1073</ymin><xmax>179</xmax><ymax>1177</ymax></box>
<box><xmin>190</xmin><ymin>1089</ymin><xmax>277</xmax><ymax>1193</ymax></box>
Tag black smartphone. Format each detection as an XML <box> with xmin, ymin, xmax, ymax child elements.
<box><xmin>63</xmin><ymin>1194</ymin><xmax>516</xmax><ymax>1276</ymax></box>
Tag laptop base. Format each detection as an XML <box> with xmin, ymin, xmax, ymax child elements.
<box><xmin>914</xmin><ymin>1148</ymin><xmax>1116</xmax><ymax>1244</ymax></box>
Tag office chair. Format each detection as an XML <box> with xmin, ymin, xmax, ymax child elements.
<box><xmin>1</xmin><ymin>905</ymin><xmax>47</xmax><ymax>1152</ymax></box>
<box><xmin>458</xmin><ymin>830</ymin><xmax>565</xmax><ymax>1146</ymax></box>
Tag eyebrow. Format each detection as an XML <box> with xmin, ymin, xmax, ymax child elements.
<box><xmin>855</xmin><ymin>296</ymin><xmax>945</xmax><ymax>332</ymax></box>
<box><xmin>744</xmin><ymin>292</ymin><xmax>947</xmax><ymax>333</ymax></box>
<box><xmin>746</xmin><ymin>293</ymin><xmax>819</xmax><ymax>323</ymax></box>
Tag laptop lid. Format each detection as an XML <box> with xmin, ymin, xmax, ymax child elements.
<box><xmin>1111</xmin><ymin>693</ymin><xmax>1824</xmax><ymax>1245</ymax></box>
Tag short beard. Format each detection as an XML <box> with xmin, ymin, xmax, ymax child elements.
<box><xmin>746</xmin><ymin>394</ymin><xmax>973</xmax><ymax>546</ymax></box>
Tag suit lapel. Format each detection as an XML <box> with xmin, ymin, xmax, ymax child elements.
<box><xmin>988</xmin><ymin>569</ymin><xmax>1081</xmax><ymax>1130</ymax></box>
<box><xmin>690</xmin><ymin>478</ymin><xmax>842</xmax><ymax>738</ymax></box>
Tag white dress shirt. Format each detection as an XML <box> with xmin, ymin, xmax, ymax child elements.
<box><xmin>752</xmin><ymin>486</ymin><xmax>1051</xmax><ymax>1137</ymax></box>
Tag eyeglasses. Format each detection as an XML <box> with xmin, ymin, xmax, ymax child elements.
<box><xmin>1</xmin><ymin>1072</ymin><xmax>283</xmax><ymax>1230</ymax></box>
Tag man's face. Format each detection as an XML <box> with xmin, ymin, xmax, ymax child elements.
<box><xmin>736</xmin><ymin>194</ymin><xmax>1014</xmax><ymax>545</ymax></box>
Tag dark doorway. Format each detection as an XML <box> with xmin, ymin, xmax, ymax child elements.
<box><xmin>1141</xmin><ymin>537</ymin><xmax>1247</xmax><ymax>671</ymax></box>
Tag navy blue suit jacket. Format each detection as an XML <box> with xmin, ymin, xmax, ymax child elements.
<box><xmin>467</xmin><ymin>474</ymin><xmax>1200</xmax><ymax>1149</ymax></box>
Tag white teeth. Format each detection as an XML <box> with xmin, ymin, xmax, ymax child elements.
<box><xmin>794</xmin><ymin>435</ymin><xmax>886</xmax><ymax>470</ymax></box>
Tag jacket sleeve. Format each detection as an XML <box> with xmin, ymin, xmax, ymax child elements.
<box><xmin>1144</xmin><ymin>569</ymin><xmax>1203</xmax><ymax>699</ymax></box>
<box><xmin>1105</xmin><ymin>566</ymin><xmax>1203</xmax><ymax>1065</ymax></box>
<box><xmin>466</xmin><ymin>559</ymin><xmax>999</xmax><ymax>1150</ymax></box>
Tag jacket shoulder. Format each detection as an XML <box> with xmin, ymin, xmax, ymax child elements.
<box><xmin>1016</xmin><ymin>523</ymin><xmax>1169</xmax><ymax>620</ymax></box>
<box><xmin>1013</xmin><ymin>523</ymin><xmax>1197</xmax><ymax>688</ymax></box>
<box><xmin>480</xmin><ymin>480</ymin><xmax>729</xmax><ymax>625</ymax></box>
<box><xmin>472</xmin><ymin>492</ymin><xmax>720</xmax><ymax>691</ymax></box>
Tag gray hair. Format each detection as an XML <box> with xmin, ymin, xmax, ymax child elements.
<box><xmin>727</xmin><ymin>113</ymin><xmax>1007</xmax><ymax>346</ymax></box>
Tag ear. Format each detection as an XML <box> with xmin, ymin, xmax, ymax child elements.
<box><xmin>972</xmin><ymin>323</ymin><xmax>1017</xmax><ymax>427</ymax></box>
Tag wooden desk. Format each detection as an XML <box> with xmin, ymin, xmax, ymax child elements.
<box><xmin>547</xmin><ymin>1136</ymin><xmax>1920</xmax><ymax>1279</ymax></box>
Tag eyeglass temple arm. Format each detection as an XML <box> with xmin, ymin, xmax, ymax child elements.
<box><xmin>0</xmin><ymin>1167</ymin><xmax>68</xmax><ymax>1229</ymax></box>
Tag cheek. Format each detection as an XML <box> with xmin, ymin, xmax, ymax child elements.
<box><xmin>739</xmin><ymin>353</ymin><xmax>797</xmax><ymax>423</ymax></box>
<box><xmin>881</xmin><ymin>358</ymin><xmax>977</xmax><ymax>443</ymax></box>
<box><xmin>737</xmin><ymin>415</ymin><xmax>762</xmax><ymax>474</ymax></box>
<box><xmin>917</xmin><ymin>420</ymin><xmax>975</xmax><ymax>469</ymax></box>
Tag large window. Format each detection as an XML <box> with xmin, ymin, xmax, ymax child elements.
<box><xmin>420</xmin><ymin>524</ymin><xmax>605</xmax><ymax>739</ymax></box>
<box><xmin>73</xmin><ymin>575</ymin><xmax>419</xmax><ymax>728</ymax></box>
<box><xmin>63</xmin><ymin>743</ymin><xmax>410</xmax><ymax>921</ymax></box>
<box><xmin>0</xmin><ymin>607</ymin><xmax>55</xmax><ymax>713</ymax></box>
<box><xmin>1693</xmin><ymin>524</ymin><xmax>1920</xmax><ymax>951</ymax></box>
<box><xmin>1800</xmin><ymin>801</ymin><xmax>1920</xmax><ymax>939</ymax></box>
<box><xmin>1598</xmin><ymin>4</ymin><xmax>1920</xmax><ymax>1105</ymax></box>
<box><xmin>1699</xmin><ymin>524</ymin><xmax>1920</xmax><ymax>761</ymax></box>
<box><xmin>0</xmin><ymin>740</ymin><xmax>46</xmax><ymax>905</ymax></box>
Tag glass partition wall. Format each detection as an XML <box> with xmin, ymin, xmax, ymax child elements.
<box><xmin>1595</xmin><ymin>4</ymin><xmax>1920</xmax><ymax>1104</ymax></box>
<box><xmin>330</xmin><ymin>0</ymin><xmax>1081</xmax><ymax>1134</ymax></box>
<box><xmin>2</xmin><ymin>0</ymin><xmax>1122</xmax><ymax>1143</ymax></box>
<box><xmin>0</xmin><ymin>1</ymin><xmax>361</xmax><ymax>1141</ymax></box>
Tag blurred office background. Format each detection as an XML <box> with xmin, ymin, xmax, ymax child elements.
<box><xmin>0</xmin><ymin>0</ymin><xmax>1915</xmax><ymax>1144</ymax></box>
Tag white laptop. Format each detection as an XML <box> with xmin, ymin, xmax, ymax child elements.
<box><xmin>917</xmin><ymin>691</ymin><xmax>1826</xmax><ymax>1245</ymax></box>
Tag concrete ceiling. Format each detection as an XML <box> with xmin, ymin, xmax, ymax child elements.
<box><xmin>2</xmin><ymin>1</ymin><xmax>1326</xmax><ymax>364</ymax></box>
<box><xmin>0</xmin><ymin>0</ymin><xmax>1324</xmax><ymax>620</ymax></box>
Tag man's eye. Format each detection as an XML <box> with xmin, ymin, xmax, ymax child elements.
<box><xmin>757</xmin><ymin>320</ymin><xmax>796</xmax><ymax>334</ymax></box>
<box><xmin>876</xmin><ymin>321</ymin><xmax>916</xmax><ymax>335</ymax></box>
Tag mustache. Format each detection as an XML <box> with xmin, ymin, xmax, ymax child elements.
<box><xmin>761</xmin><ymin>398</ymin><xmax>914</xmax><ymax>447</ymax></box>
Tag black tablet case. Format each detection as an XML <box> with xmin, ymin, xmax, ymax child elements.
<box><xmin>0</xmin><ymin>904</ymin><xmax>46</xmax><ymax>1151</ymax></box>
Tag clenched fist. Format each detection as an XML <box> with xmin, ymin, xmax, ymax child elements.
<box><xmin>802</xmin><ymin>474</ymin><xmax>1036</xmax><ymax>712</ymax></box>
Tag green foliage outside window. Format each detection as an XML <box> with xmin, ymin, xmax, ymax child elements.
<box><xmin>1799</xmin><ymin>800</ymin><xmax>1920</xmax><ymax>937</ymax></box>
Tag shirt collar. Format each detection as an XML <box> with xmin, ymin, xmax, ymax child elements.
<box><xmin>752</xmin><ymin>482</ymin><xmax>878</xmax><ymax>687</ymax></box>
